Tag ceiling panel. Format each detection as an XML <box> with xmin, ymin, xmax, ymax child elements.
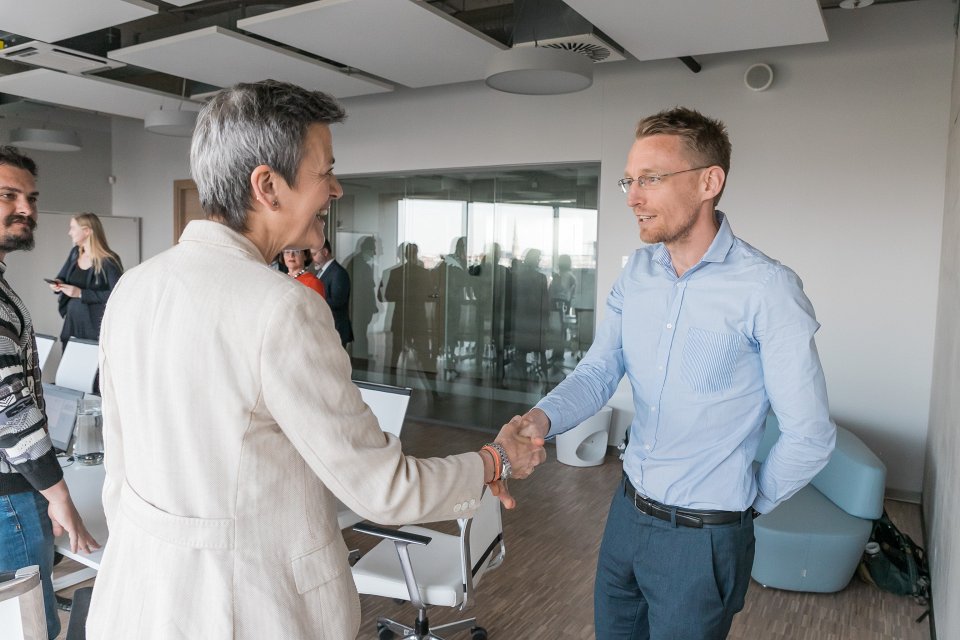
<box><xmin>0</xmin><ymin>70</ymin><xmax>200</xmax><ymax>120</ymax></box>
<box><xmin>564</xmin><ymin>0</ymin><xmax>828</xmax><ymax>61</ymax></box>
<box><xmin>163</xmin><ymin>0</ymin><xmax>206</xmax><ymax>5</ymax></box>
<box><xmin>0</xmin><ymin>0</ymin><xmax>158</xmax><ymax>43</ymax></box>
<box><xmin>238</xmin><ymin>0</ymin><xmax>508</xmax><ymax>89</ymax></box>
<box><xmin>109</xmin><ymin>26</ymin><xmax>392</xmax><ymax>99</ymax></box>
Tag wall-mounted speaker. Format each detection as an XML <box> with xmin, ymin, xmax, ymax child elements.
<box><xmin>744</xmin><ymin>63</ymin><xmax>774</xmax><ymax>92</ymax></box>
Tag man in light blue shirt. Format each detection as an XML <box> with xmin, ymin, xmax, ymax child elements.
<box><xmin>513</xmin><ymin>108</ymin><xmax>835</xmax><ymax>639</ymax></box>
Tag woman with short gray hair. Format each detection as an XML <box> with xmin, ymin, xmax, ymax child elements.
<box><xmin>85</xmin><ymin>80</ymin><xmax>545</xmax><ymax>639</ymax></box>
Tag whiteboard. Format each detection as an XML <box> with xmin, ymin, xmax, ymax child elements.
<box><xmin>4</xmin><ymin>211</ymin><xmax>141</xmax><ymax>340</ymax></box>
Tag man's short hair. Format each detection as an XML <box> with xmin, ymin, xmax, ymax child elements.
<box><xmin>635</xmin><ymin>107</ymin><xmax>731</xmax><ymax>204</ymax></box>
<box><xmin>322</xmin><ymin>239</ymin><xmax>332</xmax><ymax>252</ymax></box>
<box><xmin>0</xmin><ymin>146</ymin><xmax>38</xmax><ymax>177</ymax></box>
<box><xmin>190</xmin><ymin>79</ymin><xmax>346</xmax><ymax>232</ymax></box>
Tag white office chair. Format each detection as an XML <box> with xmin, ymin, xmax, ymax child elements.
<box><xmin>352</xmin><ymin>487</ymin><xmax>504</xmax><ymax>640</ymax></box>
<box><xmin>55</xmin><ymin>337</ymin><xmax>100</xmax><ymax>394</ymax></box>
<box><xmin>34</xmin><ymin>333</ymin><xmax>56</xmax><ymax>372</ymax></box>
<box><xmin>337</xmin><ymin>381</ymin><xmax>412</xmax><ymax>530</ymax></box>
<box><xmin>555</xmin><ymin>406</ymin><xmax>613</xmax><ymax>467</ymax></box>
<box><xmin>0</xmin><ymin>565</ymin><xmax>47</xmax><ymax>640</ymax></box>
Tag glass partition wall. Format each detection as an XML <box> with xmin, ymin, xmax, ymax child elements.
<box><xmin>332</xmin><ymin>163</ymin><xmax>599</xmax><ymax>432</ymax></box>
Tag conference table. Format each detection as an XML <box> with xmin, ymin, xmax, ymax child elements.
<box><xmin>53</xmin><ymin>458</ymin><xmax>107</xmax><ymax>591</ymax></box>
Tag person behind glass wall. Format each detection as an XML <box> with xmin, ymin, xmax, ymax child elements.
<box><xmin>510</xmin><ymin>248</ymin><xmax>549</xmax><ymax>381</ymax></box>
<box><xmin>548</xmin><ymin>254</ymin><xmax>577</xmax><ymax>368</ymax></box>
<box><xmin>282</xmin><ymin>248</ymin><xmax>325</xmax><ymax>297</ymax></box>
<box><xmin>343</xmin><ymin>235</ymin><xmax>377</xmax><ymax>360</ymax></box>
<box><xmin>433</xmin><ymin>236</ymin><xmax>470</xmax><ymax>377</ymax></box>
<box><xmin>380</xmin><ymin>242</ymin><xmax>433</xmax><ymax>376</ymax></box>
<box><xmin>0</xmin><ymin>147</ymin><xmax>99</xmax><ymax>640</ymax></box>
<box><xmin>313</xmin><ymin>239</ymin><xmax>353</xmax><ymax>347</ymax></box>
<box><xmin>85</xmin><ymin>80</ymin><xmax>546</xmax><ymax>639</ymax></box>
<box><xmin>470</xmin><ymin>242</ymin><xmax>511</xmax><ymax>386</ymax></box>
<box><xmin>48</xmin><ymin>212</ymin><xmax>123</xmax><ymax>349</ymax></box>
<box><xmin>510</xmin><ymin>107</ymin><xmax>836</xmax><ymax>639</ymax></box>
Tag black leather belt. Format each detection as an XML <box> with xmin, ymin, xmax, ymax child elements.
<box><xmin>623</xmin><ymin>475</ymin><xmax>746</xmax><ymax>529</ymax></box>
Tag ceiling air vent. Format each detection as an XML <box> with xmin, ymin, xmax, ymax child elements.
<box><xmin>510</xmin><ymin>0</ymin><xmax>626</xmax><ymax>65</ymax></box>
<box><xmin>517</xmin><ymin>34</ymin><xmax>625</xmax><ymax>64</ymax></box>
<box><xmin>0</xmin><ymin>41</ymin><xmax>124</xmax><ymax>75</ymax></box>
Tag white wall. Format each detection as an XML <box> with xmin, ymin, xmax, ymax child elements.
<box><xmin>110</xmin><ymin>0</ymin><xmax>955</xmax><ymax>494</ymax></box>
<box><xmin>110</xmin><ymin>117</ymin><xmax>192</xmax><ymax>260</ymax></box>
<box><xmin>1</xmin><ymin>113</ymin><xmax>113</xmax><ymax>216</ymax></box>
<box><xmin>924</xmin><ymin>13</ymin><xmax>960</xmax><ymax>639</ymax></box>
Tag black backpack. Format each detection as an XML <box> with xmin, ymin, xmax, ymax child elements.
<box><xmin>857</xmin><ymin>510</ymin><xmax>931</xmax><ymax>620</ymax></box>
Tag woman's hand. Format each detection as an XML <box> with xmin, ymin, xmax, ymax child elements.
<box><xmin>55</xmin><ymin>283</ymin><xmax>81</xmax><ymax>298</ymax></box>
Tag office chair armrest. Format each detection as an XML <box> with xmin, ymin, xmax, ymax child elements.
<box><xmin>353</xmin><ymin>522</ymin><xmax>432</xmax><ymax>546</ymax></box>
<box><xmin>353</xmin><ymin>521</ymin><xmax>433</xmax><ymax>610</ymax></box>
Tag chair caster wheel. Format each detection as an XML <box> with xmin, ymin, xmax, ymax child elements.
<box><xmin>471</xmin><ymin>626</ymin><xmax>488</xmax><ymax>640</ymax></box>
<box><xmin>377</xmin><ymin>622</ymin><xmax>395</xmax><ymax>640</ymax></box>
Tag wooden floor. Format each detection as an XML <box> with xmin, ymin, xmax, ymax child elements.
<box><xmin>54</xmin><ymin>420</ymin><xmax>931</xmax><ymax>639</ymax></box>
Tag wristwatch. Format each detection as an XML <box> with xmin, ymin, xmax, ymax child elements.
<box><xmin>486</xmin><ymin>441</ymin><xmax>512</xmax><ymax>481</ymax></box>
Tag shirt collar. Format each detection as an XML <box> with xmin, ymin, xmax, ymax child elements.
<box><xmin>702</xmin><ymin>211</ymin><xmax>733</xmax><ymax>264</ymax></box>
<box><xmin>652</xmin><ymin>211</ymin><xmax>733</xmax><ymax>273</ymax></box>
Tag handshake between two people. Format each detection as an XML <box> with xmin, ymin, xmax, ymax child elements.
<box><xmin>483</xmin><ymin>408</ymin><xmax>551</xmax><ymax>510</ymax></box>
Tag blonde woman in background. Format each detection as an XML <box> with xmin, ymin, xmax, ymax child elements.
<box><xmin>48</xmin><ymin>213</ymin><xmax>123</xmax><ymax>349</ymax></box>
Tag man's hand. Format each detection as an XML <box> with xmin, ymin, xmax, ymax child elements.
<box><xmin>495</xmin><ymin>415</ymin><xmax>546</xmax><ymax>480</ymax></box>
<box><xmin>40</xmin><ymin>480</ymin><xmax>100</xmax><ymax>555</ymax></box>
<box><xmin>518</xmin><ymin>408</ymin><xmax>551</xmax><ymax>442</ymax></box>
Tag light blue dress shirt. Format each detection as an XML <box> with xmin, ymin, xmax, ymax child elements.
<box><xmin>537</xmin><ymin>213</ymin><xmax>835</xmax><ymax>513</ymax></box>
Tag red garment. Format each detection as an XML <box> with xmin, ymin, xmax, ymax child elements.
<box><xmin>295</xmin><ymin>271</ymin><xmax>325</xmax><ymax>297</ymax></box>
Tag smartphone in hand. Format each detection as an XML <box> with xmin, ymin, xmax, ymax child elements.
<box><xmin>43</xmin><ymin>278</ymin><xmax>61</xmax><ymax>285</ymax></box>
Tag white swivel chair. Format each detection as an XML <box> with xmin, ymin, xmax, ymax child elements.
<box><xmin>55</xmin><ymin>337</ymin><xmax>100</xmax><ymax>394</ymax></box>
<box><xmin>352</xmin><ymin>487</ymin><xmax>504</xmax><ymax>640</ymax></box>
<box><xmin>0</xmin><ymin>565</ymin><xmax>47</xmax><ymax>640</ymax></box>
<box><xmin>556</xmin><ymin>406</ymin><xmax>613</xmax><ymax>467</ymax></box>
<box><xmin>337</xmin><ymin>381</ymin><xmax>412</xmax><ymax>531</ymax></box>
<box><xmin>34</xmin><ymin>333</ymin><xmax>56</xmax><ymax>373</ymax></box>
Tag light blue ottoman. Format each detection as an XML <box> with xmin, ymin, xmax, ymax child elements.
<box><xmin>751</xmin><ymin>414</ymin><xmax>886</xmax><ymax>593</ymax></box>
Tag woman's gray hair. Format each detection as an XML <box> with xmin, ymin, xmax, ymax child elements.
<box><xmin>190</xmin><ymin>79</ymin><xmax>346</xmax><ymax>232</ymax></box>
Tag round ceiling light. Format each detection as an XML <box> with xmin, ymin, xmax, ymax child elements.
<box><xmin>839</xmin><ymin>0</ymin><xmax>874</xmax><ymax>8</ymax></box>
<box><xmin>9</xmin><ymin>127</ymin><xmax>82</xmax><ymax>152</ymax></box>
<box><xmin>485</xmin><ymin>47</ymin><xmax>593</xmax><ymax>95</ymax></box>
<box><xmin>144</xmin><ymin>109</ymin><xmax>198</xmax><ymax>137</ymax></box>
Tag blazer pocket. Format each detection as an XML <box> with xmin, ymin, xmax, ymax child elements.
<box><xmin>291</xmin><ymin>540</ymin><xmax>347</xmax><ymax>595</ymax></box>
<box><xmin>680</xmin><ymin>327</ymin><xmax>742</xmax><ymax>395</ymax></box>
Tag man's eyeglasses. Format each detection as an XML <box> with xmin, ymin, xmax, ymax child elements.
<box><xmin>617</xmin><ymin>166</ymin><xmax>710</xmax><ymax>193</ymax></box>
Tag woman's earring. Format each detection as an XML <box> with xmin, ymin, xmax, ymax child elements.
<box><xmin>272</xmin><ymin>200</ymin><xmax>279</xmax><ymax>208</ymax></box>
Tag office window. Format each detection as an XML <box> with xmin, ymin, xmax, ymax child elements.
<box><xmin>331</xmin><ymin>163</ymin><xmax>599</xmax><ymax>432</ymax></box>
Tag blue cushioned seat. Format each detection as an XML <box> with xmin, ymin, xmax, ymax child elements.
<box><xmin>751</xmin><ymin>413</ymin><xmax>886</xmax><ymax>593</ymax></box>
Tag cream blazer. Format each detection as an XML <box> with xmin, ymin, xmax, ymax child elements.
<box><xmin>86</xmin><ymin>221</ymin><xmax>484</xmax><ymax>639</ymax></box>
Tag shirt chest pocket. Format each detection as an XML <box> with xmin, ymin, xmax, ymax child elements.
<box><xmin>680</xmin><ymin>327</ymin><xmax>743</xmax><ymax>395</ymax></box>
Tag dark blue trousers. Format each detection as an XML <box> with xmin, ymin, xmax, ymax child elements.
<box><xmin>594</xmin><ymin>480</ymin><xmax>755</xmax><ymax>640</ymax></box>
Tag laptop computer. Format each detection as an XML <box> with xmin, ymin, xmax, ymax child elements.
<box><xmin>42</xmin><ymin>382</ymin><xmax>84</xmax><ymax>453</ymax></box>
<box><xmin>353</xmin><ymin>380</ymin><xmax>411</xmax><ymax>437</ymax></box>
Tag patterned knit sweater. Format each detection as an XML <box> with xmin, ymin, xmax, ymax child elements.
<box><xmin>0</xmin><ymin>262</ymin><xmax>62</xmax><ymax>496</ymax></box>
